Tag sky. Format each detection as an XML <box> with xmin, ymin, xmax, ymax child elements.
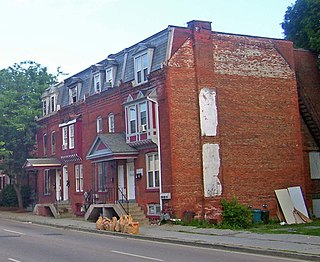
<box><xmin>0</xmin><ymin>0</ymin><xmax>296</xmax><ymax>79</ymax></box>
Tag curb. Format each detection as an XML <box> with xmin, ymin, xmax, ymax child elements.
<box><xmin>6</xmin><ymin>216</ymin><xmax>320</xmax><ymax>262</ymax></box>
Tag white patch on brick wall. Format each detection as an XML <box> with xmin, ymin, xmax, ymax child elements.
<box><xmin>213</xmin><ymin>35</ymin><xmax>294</xmax><ymax>79</ymax></box>
<box><xmin>203</xmin><ymin>143</ymin><xmax>222</xmax><ymax>197</ymax></box>
<box><xmin>199</xmin><ymin>88</ymin><xmax>218</xmax><ymax>136</ymax></box>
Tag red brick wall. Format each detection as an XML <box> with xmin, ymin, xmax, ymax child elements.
<box><xmin>165</xmin><ymin>25</ymin><xmax>305</xmax><ymax>219</ymax></box>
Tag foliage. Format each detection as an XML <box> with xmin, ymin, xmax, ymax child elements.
<box><xmin>0</xmin><ymin>185</ymin><xmax>32</xmax><ymax>208</ymax></box>
<box><xmin>0</xmin><ymin>61</ymin><xmax>59</xmax><ymax>208</ymax></box>
<box><xmin>221</xmin><ymin>197</ymin><xmax>252</xmax><ymax>229</ymax></box>
<box><xmin>282</xmin><ymin>0</ymin><xmax>320</xmax><ymax>53</ymax></box>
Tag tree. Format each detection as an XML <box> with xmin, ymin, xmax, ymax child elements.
<box><xmin>282</xmin><ymin>0</ymin><xmax>320</xmax><ymax>54</ymax></box>
<box><xmin>0</xmin><ymin>61</ymin><xmax>58</xmax><ymax>209</ymax></box>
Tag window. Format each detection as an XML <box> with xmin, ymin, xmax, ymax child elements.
<box><xmin>134</xmin><ymin>53</ymin><xmax>148</xmax><ymax>84</ymax></box>
<box><xmin>108</xmin><ymin>113</ymin><xmax>115</xmax><ymax>133</ymax></box>
<box><xmin>97</xmin><ymin>162</ymin><xmax>107</xmax><ymax>192</ymax></box>
<box><xmin>147</xmin><ymin>204</ymin><xmax>161</xmax><ymax>216</ymax></box>
<box><xmin>69</xmin><ymin>86</ymin><xmax>78</xmax><ymax>104</ymax></box>
<box><xmin>146</xmin><ymin>153</ymin><xmax>159</xmax><ymax>188</ymax></box>
<box><xmin>69</xmin><ymin>124</ymin><xmax>75</xmax><ymax>149</ymax></box>
<box><xmin>43</xmin><ymin>99</ymin><xmax>47</xmax><ymax>116</ymax></box>
<box><xmin>44</xmin><ymin>169</ymin><xmax>50</xmax><ymax>195</ymax></box>
<box><xmin>62</xmin><ymin>126</ymin><xmax>68</xmax><ymax>150</ymax></box>
<box><xmin>50</xmin><ymin>96</ymin><xmax>55</xmax><ymax>113</ymax></box>
<box><xmin>51</xmin><ymin>131</ymin><xmax>56</xmax><ymax>155</ymax></box>
<box><xmin>43</xmin><ymin>134</ymin><xmax>47</xmax><ymax>156</ymax></box>
<box><xmin>129</xmin><ymin>106</ymin><xmax>136</xmax><ymax>134</ymax></box>
<box><xmin>94</xmin><ymin>73</ymin><xmax>100</xmax><ymax>93</ymax></box>
<box><xmin>310</xmin><ymin>151</ymin><xmax>320</xmax><ymax>179</ymax></box>
<box><xmin>97</xmin><ymin>116</ymin><xmax>102</xmax><ymax>133</ymax></box>
<box><xmin>106</xmin><ymin>68</ymin><xmax>113</xmax><ymax>87</ymax></box>
<box><xmin>139</xmin><ymin>102</ymin><xmax>147</xmax><ymax>132</ymax></box>
<box><xmin>75</xmin><ymin>164</ymin><xmax>83</xmax><ymax>192</ymax></box>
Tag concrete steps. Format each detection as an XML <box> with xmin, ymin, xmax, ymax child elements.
<box><xmin>127</xmin><ymin>203</ymin><xmax>149</xmax><ymax>226</ymax></box>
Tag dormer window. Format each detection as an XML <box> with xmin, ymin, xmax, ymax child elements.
<box><xmin>133</xmin><ymin>45</ymin><xmax>154</xmax><ymax>86</ymax></box>
<box><xmin>69</xmin><ymin>86</ymin><xmax>78</xmax><ymax>104</ymax></box>
<box><xmin>135</xmin><ymin>53</ymin><xmax>148</xmax><ymax>84</ymax></box>
<box><xmin>94</xmin><ymin>73</ymin><xmax>101</xmax><ymax>93</ymax></box>
<box><xmin>106</xmin><ymin>68</ymin><xmax>113</xmax><ymax>88</ymax></box>
<box><xmin>50</xmin><ymin>95</ymin><xmax>55</xmax><ymax>113</ymax></box>
<box><xmin>42</xmin><ymin>99</ymin><xmax>48</xmax><ymax>116</ymax></box>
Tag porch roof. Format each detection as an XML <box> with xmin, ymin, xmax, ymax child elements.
<box><xmin>86</xmin><ymin>133</ymin><xmax>138</xmax><ymax>161</ymax></box>
<box><xmin>23</xmin><ymin>157</ymin><xmax>61</xmax><ymax>169</ymax></box>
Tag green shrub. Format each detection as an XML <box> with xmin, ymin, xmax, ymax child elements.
<box><xmin>0</xmin><ymin>185</ymin><xmax>32</xmax><ymax>208</ymax></box>
<box><xmin>221</xmin><ymin>197</ymin><xmax>252</xmax><ymax>229</ymax></box>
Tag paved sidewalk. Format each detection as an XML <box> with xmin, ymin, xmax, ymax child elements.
<box><xmin>0</xmin><ymin>211</ymin><xmax>320</xmax><ymax>261</ymax></box>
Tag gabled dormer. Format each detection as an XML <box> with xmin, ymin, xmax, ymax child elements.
<box><xmin>68</xmin><ymin>77</ymin><xmax>82</xmax><ymax>104</ymax></box>
<box><xmin>41</xmin><ymin>82</ymin><xmax>62</xmax><ymax>117</ymax></box>
<box><xmin>91</xmin><ymin>63</ymin><xmax>104</xmax><ymax>93</ymax></box>
<box><xmin>132</xmin><ymin>43</ymin><xmax>155</xmax><ymax>86</ymax></box>
<box><xmin>104</xmin><ymin>56</ymin><xmax>118</xmax><ymax>89</ymax></box>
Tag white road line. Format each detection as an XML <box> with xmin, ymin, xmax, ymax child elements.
<box><xmin>8</xmin><ymin>258</ymin><xmax>21</xmax><ymax>262</ymax></box>
<box><xmin>3</xmin><ymin>229</ymin><xmax>26</xmax><ymax>235</ymax></box>
<box><xmin>111</xmin><ymin>250</ymin><xmax>164</xmax><ymax>261</ymax></box>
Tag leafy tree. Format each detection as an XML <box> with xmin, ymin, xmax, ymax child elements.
<box><xmin>282</xmin><ymin>0</ymin><xmax>320</xmax><ymax>54</ymax></box>
<box><xmin>0</xmin><ymin>61</ymin><xmax>58</xmax><ymax>209</ymax></box>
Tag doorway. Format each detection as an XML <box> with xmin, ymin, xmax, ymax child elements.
<box><xmin>126</xmin><ymin>161</ymin><xmax>135</xmax><ymax>201</ymax></box>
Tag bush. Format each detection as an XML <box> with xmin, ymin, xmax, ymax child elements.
<box><xmin>221</xmin><ymin>197</ymin><xmax>252</xmax><ymax>229</ymax></box>
<box><xmin>0</xmin><ymin>185</ymin><xmax>32</xmax><ymax>208</ymax></box>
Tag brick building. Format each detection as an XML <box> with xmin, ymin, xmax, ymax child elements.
<box><xmin>24</xmin><ymin>20</ymin><xmax>320</xmax><ymax>221</ymax></box>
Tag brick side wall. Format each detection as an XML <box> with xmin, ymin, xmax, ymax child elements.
<box><xmin>166</xmin><ymin>27</ymin><xmax>305</xmax><ymax>219</ymax></box>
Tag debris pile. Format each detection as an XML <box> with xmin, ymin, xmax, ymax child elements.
<box><xmin>96</xmin><ymin>215</ymin><xmax>139</xmax><ymax>234</ymax></box>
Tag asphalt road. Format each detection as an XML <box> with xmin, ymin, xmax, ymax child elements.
<box><xmin>0</xmin><ymin>219</ymin><xmax>306</xmax><ymax>262</ymax></box>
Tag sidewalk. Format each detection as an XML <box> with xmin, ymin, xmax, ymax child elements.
<box><xmin>0</xmin><ymin>211</ymin><xmax>320</xmax><ymax>261</ymax></box>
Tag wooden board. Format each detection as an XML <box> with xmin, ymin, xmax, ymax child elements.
<box><xmin>275</xmin><ymin>189</ymin><xmax>296</xmax><ymax>224</ymax></box>
<box><xmin>288</xmin><ymin>186</ymin><xmax>309</xmax><ymax>218</ymax></box>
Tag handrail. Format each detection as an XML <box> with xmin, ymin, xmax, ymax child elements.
<box><xmin>117</xmin><ymin>187</ymin><xmax>129</xmax><ymax>215</ymax></box>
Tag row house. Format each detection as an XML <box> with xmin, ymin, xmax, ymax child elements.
<box><xmin>24</xmin><ymin>20</ymin><xmax>320</xmax><ymax>221</ymax></box>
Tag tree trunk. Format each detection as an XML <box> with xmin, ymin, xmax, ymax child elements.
<box><xmin>13</xmin><ymin>183</ymin><xmax>24</xmax><ymax>211</ymax></box>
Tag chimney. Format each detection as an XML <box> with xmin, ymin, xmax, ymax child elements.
<box><xmin>187</xmin><ymin>20</ymin><xmax>212</xmax><ymax>32</ymax></box>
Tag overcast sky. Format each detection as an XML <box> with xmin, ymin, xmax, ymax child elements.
<box><xmin>0</xmin><ymin>0</ymin><xmax>295</xmax><ymax>78</ymax></box>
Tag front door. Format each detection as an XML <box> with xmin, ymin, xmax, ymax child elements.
<box><xmin>62</xmin><ymin>166</ymin><xmax>69</xmax><ymax>201</ymax></box>
<box><xmin>126</xmin><ymin>162</ymin><xmax>135</xmax><ymax>201</ymax></box>
<box><xmin>55</xmin><ymin>170</ymin><xmax>62</xmax><ymax>201</ymax></box>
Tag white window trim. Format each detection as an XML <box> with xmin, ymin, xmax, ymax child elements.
<box><xmin>69</xmin><ymin>85</ymin><xmax>78</xmax><ymax>104</ymax></box>
<box><xmin>51</xmin><ymin>131</ymin><xmax>56</xmax><ymax>155</ymax></box>
<box><xmin>69</xmin><ymin>124</ymin><xmax>75</xmax><ymax>149</ymax></box>
<box><xmin>147</xmin><ymin>203</ymin><xmax>161</xmax><ymax>216</ymax></box>
<box><xmin>94</xmin><ymin>73</ymin><xmax>101</xmax><ymax>93</ymax></box>
<box><xmin>75</xmin><ymin>164</ymin><xmax>84</xmax><ymax>192</ymax></box>
<box><xmin>44</xmin><ymin>169</ymin><xmax>50</xmax><ymax>195</ymax></box>
<box><xmin>146</xmin><ymin>153</ymin><xmax>159</xmax><ymax>189</ymax></box>
<box><xmin>105</xmin><ymin>68</ymin><xmax>114</xmax><ymax>88</ymax></box>
<box><xmin>139</xmin><ymin>102</ymin><xmax>148</xmax><ymax>132</ymax></box>
<box><xmin>129</xmin><ymin>106</ymin><xmax>137</xmax><ymax>134</ymax></box>
<box><xmin>97</xmin><ymin>116</ymin><xmax>102</xmax><ymax>133</ymax></box>
<box><xmin>133</xmin><ymin>48</ymin><xmax>154</xmax><ymax>86</ymax></box>
<box><xmin>62</xmin><ymin>126</ymin><xmax>68</xmax><ymax>150</ymax></box>
<box><xmin>50</xmin><ymin>95</ymin><xmax>56</xmax><ymax>113</ymax></box>
<box><xmin>108</xmin><ymin>113</ymin><xmax>115</xmax><ymax>133</ymax></box>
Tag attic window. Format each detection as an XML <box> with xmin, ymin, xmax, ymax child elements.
<box><xmin>133</xmin><ymin>46</ymin><xmax>154</xmax><ymax>86</ymax></box>
<box><xmin>94</xmin><ymin>73</ymin><xmax>101</xmax><ymax>93</ymax></box>
<box><xmin>69</xmin><ymin>86</ymin><xmax>78</xmax><ymax>104</ymax></box>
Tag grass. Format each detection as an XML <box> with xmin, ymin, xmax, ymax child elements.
<box><xmin>174</xmin><ymin>218</ymin><xmax>320</xmax><ymax>236</ymax></box>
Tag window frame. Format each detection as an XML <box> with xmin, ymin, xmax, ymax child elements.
<box><xmin>75</xmin><ymin>164</ymin><xmax>84</xmax><ymax>192</ymax></box>
<box><xmin>147</xmin><ymin>203</ymin><xmax>161</xmax><ymax>216</ymax></box>
<box><xmin>51</xmin><ymin>131</ymin><xmax>56</xmax><ymax>155</ymax></box>
<box><xmin>108</xmin><ymin>113</ymin><xmax>115</xmax><ymax>133</ymax></box>
<box><xmin>146</xmin><ymin>153</ymin><xmax>159</xmax><ymax>189</ymax></box>
<box><xmin>97</xmin><ymin>162</ymin><xmax>107</xmax><ymax>192</ymax></box>
<box><xmin>62</xmin><ymin>126</ymin><xmax>68</xmax><ymax>150</ymax></box>
<box><xmin>139</xmin><ymin>102</ymin><xmax>147</xmax><ymax>131</ymax></box>
<box><xmin>44</xmin><ymin>169</ymin><xmax>50</xmax><ymax>195</ymax></box>
<box><xmin>50</xmin><ymin>95</ymin><xmax>55</xmax><ymax>113</ymax></box>
<box><xmin>94</xmin><ymin>73</ymin><xmax>101</xmax><ymax>93</ymax></box>
<box><xmin>42</xmin><ymin>99</ymin><xmax>47</xmax><ymax>116</ymax></box>
<box><xmin>134</xmin><ymin>53</ymin><xmax>148</xmax><ymax>84</ymax></box>
<box><xmin>310</xmin><ymin>151</ymin><xmax>320</xmax><ymax>179</ymax></box>
<box><xmin>43</xmin><ymin>133</ymin><xmax>47</xmax><ymax>156</ymax></box>
<box><xmin>105</xmin><ymin>68</ymin><xmax>113</xmax><ymax>88</ymax></box>
<box><xmin>129</xmin><ymin>106</ymin><xmax>137</xmax><ymax>134</ymax></box>
<box><xmin>97</xmin><ymin>116</ymin><xmax>102</xmax><ymax>133</ymax></box>
<box><xmin>69</xmin><ymin>124</ymin><xmax>75</xmax><ymax>149</ymax></box>
<box><xmin>69</xmin><ymin>86</ymin><xmax>78</xmax><ymax>104</ymax></box>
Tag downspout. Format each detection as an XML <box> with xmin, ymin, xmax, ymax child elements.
<box><xmin>146</xmin><ymin>96</ymin><xmax>163</xmax><ymax>213</ymax></box>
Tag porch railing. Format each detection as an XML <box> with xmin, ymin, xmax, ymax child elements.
<box><xmin>92</xmin><ymin>187</ymin><xmax>129</xmax><ymax>215</ymax></box>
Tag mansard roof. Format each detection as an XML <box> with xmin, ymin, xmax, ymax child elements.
<box><xmin>56</xmin><ymin>27</ymin><xmax>170</xmax><ymax>109</ymax></box>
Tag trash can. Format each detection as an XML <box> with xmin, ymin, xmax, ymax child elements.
<box><xmin>252</xmin><ymin>209</ymin><xmax>262</xmax><ymax>224</ymax></box>
<box><xmin>183</xmin><ymin>211</ymin><xmax>195</xmax><ymax>224</ymax></box>
<box><xmin>261</xmin><ymin>210</ymin><xmax>270</xmax><ymax>224</ymax></box>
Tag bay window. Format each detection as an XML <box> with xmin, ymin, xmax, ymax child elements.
<box><xmin>146</xmin><ymin>153</ymin><xmax>159</xmax><ymax>188</ymax></box>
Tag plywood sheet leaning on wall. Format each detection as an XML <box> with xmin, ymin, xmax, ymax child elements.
<box><xmin>288</xmin><ymin>186</ymin><xmax>309</xmax><ymax>219</ymax></box>
<box><xmin>275</xmin><ymin>189</ymin><xmax>297</xmax><ymax>224</ymax></box>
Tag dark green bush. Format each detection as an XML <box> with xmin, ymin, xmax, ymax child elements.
<box><xmin>0</xmin><ymin>185</ymin><xmax>32</xmax><ymax>208</ymax></box>
<box><xmin>221</xmin><ymin>197</ymin><xmax>252</xmax><ymax>229</ymax></box>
